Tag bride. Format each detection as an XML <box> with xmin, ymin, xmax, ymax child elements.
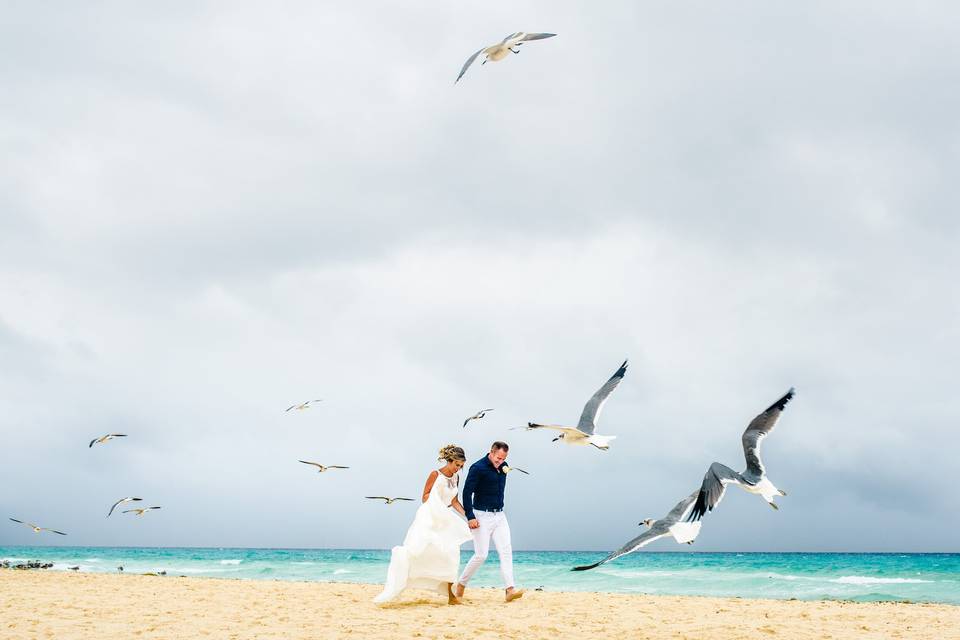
<box><xmin>374</xmin><ymin>445</ymin><xmax>472</xmax><ymax>605</ymax></box>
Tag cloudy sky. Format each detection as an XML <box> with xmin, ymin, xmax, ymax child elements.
<box><xmin>2</xmin><ymin>1</ymin><xmax>957</xmax><ymax>552</ymax></box>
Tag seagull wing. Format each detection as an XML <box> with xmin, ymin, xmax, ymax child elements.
<box><xmin>394</xmin><ymin>498</ymin><xmax>415</xmax><ymax>502</ymax></box>
<box><xmin>365</xmin><ymin>496</ymin><xmax>389</xmax><ymax>502</ymax></box>
<box><xmin>327</xmin><ymin>466</ymin><xmax>349</xmax><ymax>470</ymax></box>
<box><xmin>571</xmin><ymin>527</ymin><xmax>668</xmax><ymax>571</ymax></box>
<box><xmin>285</xmin><ymin>405</ymin><xmax>297</xmax><ymax>412</ymax></box>
<box><xmin>462</xmin><ymin>417</ymin><xmax>473</xmax><ymax>428</ymax></box>
<box><xmin>524</xmin><ymin>423</ymin><xmax>577</xmax><ymax>434</ymax></box>
<box><xmin>299</xmin><ymin>460</ymin><xmax>324</xmax><ymax>469</ymax></box>
<box><xmin>89</xmin><ymin>437</ymin><xmax>100</xmax><ymax>448</ymax></box>
<box><xmin>742</xmin><ymin>388</ymin><xmax>794</xmax><ymax>477</ymax></box>
<box><xmin>663</xmin><ymin>491</ymin><xmax>700</xmax><ymax>524</ymax></box>
<box><xmin>43</xmin><ymin>528</ymin><xmax>67</xmax><ymax>536</ymax></box>
<box><xmin>456</xmin><ymin>48</ymin><xmax>484</xmax><ymax>83</ymax></box>
<box><xmin>577</xmin><ymin>360</ymin><xmax>628</xmax><ymax>435</ymax></box>
<box><xmin>687</xmin><ymin>462</ymin><xmax>742</xmax><ymax>521</ymax></box>
<box><xmin>111</xmin><ymin>499</ymin><xmax>137</xmax><ymax>517</ymax></box>
<box><xmin>509</xmin><ymin>467</ymin><xmax>530</xmax><ymax>474</ymax></box>
<box><xmin>110</xmin><ymin>434</ymin><xmax>128</xmax><ymax>438</ymax></box>
<box><xmin>519</xmin><ymin>32</ymin><xmax>557</xmax><ymax>42</ymax></box>
<box><xmin>147</xmin><ymin>506</ymin><xmax>161</xmax><ymax>511</ymax></box>
<box><xmin>9</xmin><ymin>518</ymin><xmax>26</xmax><ymax>526</ymax></box>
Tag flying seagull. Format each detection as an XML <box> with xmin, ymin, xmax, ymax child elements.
<box><xmin>123</xmin><ymin>506</ymin><xmax>162</xmax><ymax>517</ymax></box>
<box><xmin>463</xmin><ymin>408</ymin><xmax>494</xmax><ymax>428</ymax></box>
<box><xmin>456</xmin><ymin>32</ymin><xmax>557</xmax><ymax>83</ymax></box>
<box><xmin>299</xmin><ymin>460</ymin><xmax>349</xmax><ymax>473</ymax></box>
<box><xmin>687</xmin><ymin>388</ymin><xmax>796</xmax><ymax>521</ymax></box>
<box><xmin>89</xmin><ymin>434</ymin><xmax>127</xmax><ymax>448</ymax></box>
<box><xmin>286</xmin><ymin>400</ymin><xmax>322</xmax><ymax>412</ymax></box>
<box><xmin>365</xmin><ymin>496</ymin><xmax>415</xmax><ymax>505</ymax></box>
<box><xmin>520</xmin><ymin>359</ymin><xmax>627</xmax><ymax>450</ymax></box>
<box><xmin>501</xmin><ymin>465</ymin><xmax>529</xmax><ymax>475</ymax></box>
<box><xmin>107</xmin><ymin>497</ymin><xmax>143</xmax><ymax>518</ymax></box>
<box><xmin>572</xmin><ymin>492</ymin><xmax>702</xmax><ymax>571</ymax></box>
<box><xmin>8</xmin><ymin>518</ymin><xmax>67</xmax><ymax>535</ymax></box>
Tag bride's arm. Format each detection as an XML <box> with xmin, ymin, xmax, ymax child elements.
<box><xmin>421</xmin><ymin>470</ymin><xmax>439</xmax><ymax>503</ymax></box>
<box><xmin>450</xmin><ymin>496</ymin><xmax>466</xmax><ymax>518</ymax></box>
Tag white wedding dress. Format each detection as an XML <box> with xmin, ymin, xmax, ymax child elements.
<box><xmin>373</xmin><ymin>469</ymin><xmax>472</xmax><ymax>603</ymax></box>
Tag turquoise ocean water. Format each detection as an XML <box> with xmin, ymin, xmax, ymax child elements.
<box><xmin>3</xmin><ymin>547</ymin><xmax>958</xmax><ymax>604</ymax></box>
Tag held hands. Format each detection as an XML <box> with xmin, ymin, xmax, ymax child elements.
<box><xmin>468</xmin><ymin>519</ymin><xmax>480</xmax><ymax>529</ymax></box>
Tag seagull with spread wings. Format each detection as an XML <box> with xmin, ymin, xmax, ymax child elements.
<box><xmin>572</xmin><ymin>492</ymin><xmax>702</xmax><ymax>571</ymax></box>
<box><xmin>365</xmin><ymin>496</ymin><xmax>415</xmax><ymax>505</ymax></box>
<box><xmin>107</xmin><ymin>497</ymin><xmax>143</xmax><ymax>517</ymax></box>
<box><xmin>286</xmin><ymin>400</ymin><xmax>322</xmax><ymax>412</ymax></box>
<box><xmin>463</xmin><ymin>408</ymin><xmax>494</xmax><ymax>428</ymax></box>
<box><xmin>520</xmin><ymin>360</ymin><xmax>627</xmax><ymax>450</ymax></box>
<box><xmin>8</xmin><ymin>518</ymin><xmax>67</xmax><ymax>535</ymax></box>
<box><xmin>89</xmin><ymin>434</ymin><xmax>127</xmax><ymax>448</ymax></box>
<box><xmin>456</xmin><ymin>32</ymin><xmax>557</xmax><ymax>83</ymax></box>
<box><xmin>299</xmin><ymin>460</ymin><xmax>349</xmax><ymax>473</ymax></box>
<box><xmin>123</xmin><ymin>506</ymin><xmax>162</xmax><ymax>517</ymax></box>
<box><xmin>687</xmin><ymin>388</ymin><xmax>796</xmax><ymax>521</ymax></box>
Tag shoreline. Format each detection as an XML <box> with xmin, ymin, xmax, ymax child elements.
<box><xmin>1</xmin><ymin>567</ymin><xmax>952</xmax><ymax>606</ymax></box>
<box><xmin>3</xmin><ymin>572</ymin><xmax>959</xmax><ymax>639</ymax></box>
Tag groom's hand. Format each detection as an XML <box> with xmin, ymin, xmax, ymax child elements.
<box><xmin>468</xmin><ymin>519</ymin><xmax>479</xmax><ymax>529</ymax></box>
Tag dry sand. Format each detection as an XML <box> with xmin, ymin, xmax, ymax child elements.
<box><xmin>2</xmin><ymin>571</ymin><xmax>958</xmax><ymax>639</ymax></box>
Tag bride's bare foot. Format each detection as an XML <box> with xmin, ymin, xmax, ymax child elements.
<box><xmin>505</xmin><ymin>587</ymin><xmax>524</xmax><ymax>603</ymax></box>
<box><xmin>454</xmin><ymin>582</ymin><xmax>465</xmax><ymax>598</ymax></box>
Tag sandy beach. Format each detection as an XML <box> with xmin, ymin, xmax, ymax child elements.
<box><xmin>3</xmin><ymin>572</ymin><xmax>958</xmax><ymax>640</ymax></box>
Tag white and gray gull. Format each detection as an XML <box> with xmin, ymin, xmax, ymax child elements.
<box><xmin>456</xmin><ymin>32</ymin><xmax>557</xmax><ymax>83</ymax></box>
<box><xmin>572</xmin><ymin>491</ymin><xmax>703</xmax><ymax>571</ymax></box>
<box><xmin>519</xmin><ymin>359</ymin><xmax>627</xmax><ymax>450</ymax></box>
<box><xmin>687</xmin><ymin>388</ymin><xmax>796</xmax><ymax>521</ymax></box>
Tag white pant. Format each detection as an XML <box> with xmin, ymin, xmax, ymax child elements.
<box><xmin>458</xmin><ymin>510</ymin><xmax>514</xmax><ymax>589</ymax></box>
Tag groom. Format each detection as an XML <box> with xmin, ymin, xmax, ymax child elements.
<box><xmin>455</xmin><ymin>441</ymin><xmax>524</xmax><ymax>603</ymax></box>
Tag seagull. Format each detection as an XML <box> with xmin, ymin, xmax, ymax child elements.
<box><xmin>299</xmin><ymin>460</ymin><xmax>349</xmax><ymax>473</ymax></box>
<box><xmin>107</xmin><ymin>497</ymin><xmax>143</xmax><ymax>518</ymax></box>
<box><xmin>463</xmin><ymin>408</ymin><xmax>494</xmax><ymax>428</ymax></box>
<box><xmin>365</xmin><ymin>496</ymin><xmax>415</xmax><ymax>505</ymax></box>
<box><xmin>520</xmin><ymin>359</ymin><xmax>627</xmax><ymax>450</ymax></box>
<box><xmin>687</xmin><ymin>388</ymin><xmax>796</xmax><ymax>521</ymax></box>
<box><xmin>89</xmin><ymin>434</ymin><xmax>127</xmax><ymax>448</ymax></box>
<box><xmin>456</xmin><ymin>32</ymin><xmax>557</xmax><ymax>83</ymax></box>
<box><xmin>501</xmin><ymin>465</ymin><xmax>529</xmax><ymax>475</ymax></box>
<box><xmin>286</xmin><ymin>400</ymin><xmax>322</xmax><ymax>412</ymax></box>
<box><xmin>571</xmin><ymin>492</ymin><xmax>702</xmax><ymax>571</ymax></box>
<box><xmin>68</xmin><ymin>566</ymin><xmax>80</xmax><ymax>571</ymax></box>
<box><xmin>8</xmin><ymin>518</ymin><xmax>67</xmax><ymax>535</ymax></box>
<box><xmin>123</xmin><ymin>506</ymin><xmax>162</xmax><ymax>517</ymax></box>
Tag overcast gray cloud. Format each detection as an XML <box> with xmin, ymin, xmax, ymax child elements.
<box><xmin>1</xmin><ymin>1</ymin><xmax>958</xmax><ymax>552</ymax></box>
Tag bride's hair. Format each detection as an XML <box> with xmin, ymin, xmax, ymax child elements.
<box><xmin>438</xmin><ymin>444</ymin><xmax>466</xmax><ymax>463</ymax></box>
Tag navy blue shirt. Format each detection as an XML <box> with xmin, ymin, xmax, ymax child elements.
<box><xmin>462</xmin><ymin>455</ymin><xmax>508</xmax><ymax>520</ymax></box>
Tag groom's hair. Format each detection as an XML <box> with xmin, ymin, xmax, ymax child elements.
<box><xmin>490</xmin><ymin>441</ymin><xmax>509</xmax><ymax>452</ymax></box>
